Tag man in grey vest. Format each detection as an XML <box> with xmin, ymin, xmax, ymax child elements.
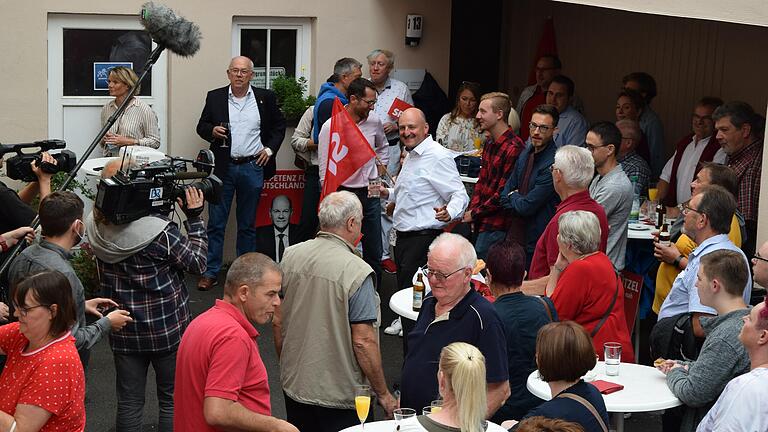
<box><xmin>274</xmin><ymin>191</ymin><xmax>396</xmax><ymax>432</ymax></box>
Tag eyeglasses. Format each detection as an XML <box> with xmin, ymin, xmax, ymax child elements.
<box><xmin>586</xmin><ymin>143</ymin><xmax>608</xmax><ymax>152</ymax></box>
<box><xmin>529</xmin><ymin>122</ymin><xmax>552</xmax><ymax>132</ymax></box>
<box><xmin>361</xmin><ymin>99</ymin><xmax>378</xmax><ymax>106</ymax></box>
<box><xmin>228</xmin><ymin>68</ymin><xmax>252</xmax><ymax>76</ymax></box>
<box><xmin>679</xmin><ymin>201</ymin><xmax>706</xmax><ymax>216</ymax></box>
<box><xmin>421</xmin><ymin>266</ymin><xmax>466</xmax><ymax>282</ymax></box>
<box><xmin>753</xmin><ymin>253</ymin><xmax>768</xmax><ymax>263</ymax></box>
<box><xmin>13</xmin><ymin>303</ymin><xmax>49</xmax><ymax>317</ymax></box>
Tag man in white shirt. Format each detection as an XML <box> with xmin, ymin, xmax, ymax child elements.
<box><xmin>319</xmin><ymin>78</ymin><xmax>389</xmax><ymax>284</ymax></box>
<box><xmin>379</xmin><ymin>108</ymin><xmax>469</xmax><ymax>295</ymax></box>
<box><xmin>696</xmin><ymin>294</ymin><xmax>768</xmax><ymax>432</ymax></box>
<box><xmin>658</xmin><ymin>97</ymin><xmax>726</xmax><ymax>211</ymax></box>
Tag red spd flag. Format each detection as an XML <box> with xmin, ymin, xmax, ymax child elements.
<box><xmin>321</xmin><ymin>97</ymin><xmax>376</xmax><ymax>200</ymax></box>
<box><xmin>387</xmin><ymin>97</ymin><xmax>414</xmax><ymax>119</ymax></box>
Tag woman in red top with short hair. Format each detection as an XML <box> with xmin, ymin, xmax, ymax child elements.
<box><xmin>0</xmin><ymin>271</ymin><xmax>85</xmax><ymax>432</ymax></box>
<box><xmin>546</xmin><ymin>210</ymin><xmax>634</xmax><ymax>362</ymax></box>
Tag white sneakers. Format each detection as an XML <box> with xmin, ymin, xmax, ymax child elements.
<box><xmin>384</xmin><ymin>317</ymin><xmax>403</xmax><ymax>337</ymax></box>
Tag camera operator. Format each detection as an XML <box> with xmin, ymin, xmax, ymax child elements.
<box><xmin>84</xmin><ymin>159</ymin><xmax>208</xmax><ymax>431</ymax></box>
<box><xmin>0</xmin><ymin>152</ymin><xmax>57</xmax><ymax>233</ymax></box>
<box><xmin>8</xmin><ymin>191</ymin><xmax>133</xmax><ymax>367</ymax></box>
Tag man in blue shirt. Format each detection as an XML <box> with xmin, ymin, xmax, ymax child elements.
<box><xmin>657</xmin><ymin>185</ymin><xmax>752</xmax><ymax>335</ymax></box>
<box><xmin>545</xmin><ymin>75</ymin><xmax>588</xmax><ymax>148</ymax></box>
<box><xmin>500</xmin><ymin>105</ymin><xmax>560</xmax><ymax>269</ymax></box>
<box><xmin>400</xmin><ymin>233</ymin><xmax>510</xmax><ymax>418</ymax></box>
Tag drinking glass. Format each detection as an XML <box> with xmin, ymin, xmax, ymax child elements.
<box><xmin>422</xmin><ymin>406</ymin><xmax>435</xmax><ymax>415</ymax></box>
<box><xmin>219</xmin><ymin>122</ymin><xmax>230</xmax><ymax>148</ymax></box>
<box><xmin>354</xmin><ymin>385</ymin><xmax>371</xmax><ymax>429</ymax></box>
<box><xmin>368</xmin><ymin>178</ymin><xmax>381</xmax><ymax>198</ymax></box>
<box><xmin>458</xmin><ymin>157</ymin><xmax>471</xmax><ymax>176</ymax></box>
<box><xmin>604</xmin><ymin>342</ymin><xmax>622</xmax><ymax>376</ymax></box>
<box><xmin>648</xmin><ymin>187</ymin><xmax>659</xmax><ymax>202</ymax></box>
<box><xmin>394</xmin><ymin>408</ymin><xmax>416</xmax><ymax>426</ymax></box>
<box><xmin>430</xmin><ymin>399</ymin><xmax>444</xmax><ymax>413</ymax></box>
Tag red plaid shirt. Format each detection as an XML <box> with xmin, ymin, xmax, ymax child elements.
<box><xmin>470</xmin><ymin>128</ymin><xmax>525</xmax><ymax>232</ymax></box>
<box><xmin>728</xmin><ymin>139</ymin><xmax>763</xmax><ymax>222</ymax></box>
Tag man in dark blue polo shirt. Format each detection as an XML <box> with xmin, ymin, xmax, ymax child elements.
<box><xmin>400</xmin><ymin>233</ymin><xmax>510</xmax><ymax>418</ymax></box>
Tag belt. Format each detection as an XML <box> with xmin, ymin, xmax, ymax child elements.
<box><xmin>230</xmin><ymin>155</ymin><xmax>258</xmax><ymax>165</ymax></box>
<box><xmin>396</xmin><ymin>229</ymin><xmax>442</xmax><ymax>239</ymax></box>
<box><xmin>338</xmin><ymin>185</ymin><xmax>368</xmax><ymax>194</ymax></box>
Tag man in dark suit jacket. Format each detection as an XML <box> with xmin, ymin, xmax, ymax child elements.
<box><xmin>255</xmin><ymin>194</ymin><xmax>299</xmax><ymax>262</ymax></box>
<box><xmin>196</xmin><ymin>56</ymin><xmax>286</xmax><ymax>290</ymax></box>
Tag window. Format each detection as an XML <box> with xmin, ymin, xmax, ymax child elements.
<box><xmin>233</xmin><ymin>18</ymin><xmax>311</xmax><ymax>90</ymax></box>
<box><xmin>63</xmin><ymin>29</ymin><xmax>153</xmax><ymax>96</ymax></box>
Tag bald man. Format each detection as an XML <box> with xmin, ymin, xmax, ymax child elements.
<box><xmin>255</xmin><ymin>195</ymin><xmax>298</xmax><ymax>263</ymax></box>
<box><xmin>379</xmin><ymin>108</ymin><xmax>469</xmax><ymax>306</ymax></box>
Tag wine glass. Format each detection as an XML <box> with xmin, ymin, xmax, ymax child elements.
<box><xmin>219</xmin><ymin>122</ymin><xmax>230</xmax><ymax>148</ymax></box>
<box><xmin>354</xmin><ymin>384</ymin><xmax>371</xmax><ymax>430</ymax></box>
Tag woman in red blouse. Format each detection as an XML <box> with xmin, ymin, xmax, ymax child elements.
<box><xmin>0</xmin><ymin>271</ymin><xmax>85</xmax><ymax>431</ymax></box>
<box><xmin>546</xmin><ymin>210</ymin><xmax>634</xmax><ymax>362</ymax></box>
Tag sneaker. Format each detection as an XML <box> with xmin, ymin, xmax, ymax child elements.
<box><xmin>384</xmin><ymin>317</ymin><xmax>402</xmax><ymax>335</ymax></box>
<box><xmin>381</xmin><ymin>258</ymin><xmax>397</xmax><ymax>274</ymax></box>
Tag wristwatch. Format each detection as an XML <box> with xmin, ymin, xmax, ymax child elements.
<box><xmin>673</xmin><ymin>255</ymin><xmax>684</xmax><ymax>269</ymax></box>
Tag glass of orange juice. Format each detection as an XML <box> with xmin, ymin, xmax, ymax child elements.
<box><xmin>430</xmin><ymin>399</ymin><xmax>444</xmax><ymax>413</ymax></box>
<box><xmin>354</xmin><ymin>385</ymin><xmax>371</xmax><ymax>429</ymax></box>
<box><xmin>648</xmin><ymin>187</ymin><xmax>658</xmax><ymax>202</ymax></box>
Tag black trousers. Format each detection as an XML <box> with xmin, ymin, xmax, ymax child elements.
<box><xmin>394</xmin><ymin>230</ymin><xmax>440</xmax><ymax>356</ymax></box>
<box><xmin>284</xmin><ymin>392</ymin><xmax>373</xmax><ymax>432</ymax></box>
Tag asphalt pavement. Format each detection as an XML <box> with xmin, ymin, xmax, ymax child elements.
<box><xmin>83</xmin><ymin>272</ymin><xmax>662</xmax><ymax>431</ymax></box>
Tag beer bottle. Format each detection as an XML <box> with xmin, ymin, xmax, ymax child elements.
<box><xmin>413</xmin><ymin>273</ymin><xmax>425</xmax><ymax>312</ymax></box>
<box><xmin>659</xmin><ymin>222</ymin><xmax>671</xmax><ymax>247</ymax></box>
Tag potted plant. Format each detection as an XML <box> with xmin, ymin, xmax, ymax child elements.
<box><xmin>271</xmin><ymin>75</ymin><xmax>316</xmax><ymax>125</ymax></box>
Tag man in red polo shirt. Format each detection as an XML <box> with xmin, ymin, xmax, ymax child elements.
<box><xmin>525</xmin><ymin>145</ymin><xmax>609</xmax><ymax>292</ymax></box>
<box><xmin>174</xmin><ymin>253</ymin><xmax>298</xmax><ymax>432</ymax></box>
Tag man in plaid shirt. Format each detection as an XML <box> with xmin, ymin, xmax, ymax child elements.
<box><xmin>713</xmin><ymin>101</ymin><xmax>763</xmax><ymax>257</ymax></box>
<box><xmin>463</xmin><ymin>92</ymin><xmax>525</xmax><ymax>258</ymax></box>
<box><xmin>85</xmin><ymin>160</ymin><xmax>208</xmax><ymax>432</ymax></box>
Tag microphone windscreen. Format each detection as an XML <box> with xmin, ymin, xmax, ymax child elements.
<box><xmin>172</xmin><ymin>171</ymin><xmax>210</xmax><ymax>180</ymax></box>
<box><xmin>140</xmin><ymin>2</ymin><xmax>201</xmax><ymax>57</ymax></box>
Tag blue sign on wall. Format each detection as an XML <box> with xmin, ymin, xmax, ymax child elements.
<box><xmin>93</xmin><ymin>62</ymin><xmax>133</xmax><ymax>91</ymax></box>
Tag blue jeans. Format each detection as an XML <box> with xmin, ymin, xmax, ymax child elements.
<box><xmin>475</xmin><ymin>230</ymin><xmax>506</xmax><ymax>260</ymax></box>
<box><xmin>114</xmin><ymin>350</ymin><xmax>177</xmax><ymax>432</ymax></box>
<box><xmin>205</xmin><ymin>161</ymin><xmax>264</xmax><ymax>277</ymax></box>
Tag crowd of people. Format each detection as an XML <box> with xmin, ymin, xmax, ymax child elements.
<box><xmin>0</xmin><ymin>47</ymin><xmax>765</xmax><ymax>432</ymax></box>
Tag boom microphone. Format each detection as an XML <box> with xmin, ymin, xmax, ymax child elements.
<box><xmin>140</xmin><ymin>2</ymin><xmax>202</xmax><ymax>57</ymax></box>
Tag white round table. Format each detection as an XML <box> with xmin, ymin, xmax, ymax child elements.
<box><xmin>627</xmin><ymin>222</ymin><xmax>655</xmax><ymax>241</ymax></box>
<box><xmin>460</xmin><ymin>175</ymin><xmax>478</xmax><ymax>184</ymax></box>
<box><xmin>338</xmin><ymin>418</ymin><xmax>507</xmax><ymax>431</ymax></box>
<box><xmin>527</xmin><ymin>361</ymin><xmax>680</xmax><ymax>432</ymax></box>
<box><xmin>80</xmin><ymin>157</ymin><xmax>118</xmax><ymax>176</ymax></box>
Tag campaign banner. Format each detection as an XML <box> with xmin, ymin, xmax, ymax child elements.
<box><xmin>254</xmin><ymin>169</ymin><xmax>305</xmax><ymax>228</ymax></box>
<box><xmin>387</xmin><ymin>97</ymin><xmax>414</xmax><ymax>119</ymax></box>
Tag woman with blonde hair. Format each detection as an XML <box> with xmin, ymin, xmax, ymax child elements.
<box><xmin>100</xmin><ymin>66</ymin><xmax>160</xmax><ymax>156</ymax></box>
<box><xmin>402</xmin><ymin>342</ymin><xmax>506</xmax><ymax>431</ymax></box>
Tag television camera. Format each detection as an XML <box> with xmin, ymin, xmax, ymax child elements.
<box><xmin>0</xmin><ymin>139</ymin><xmax>76</xmax><ymax>182</ymax></box>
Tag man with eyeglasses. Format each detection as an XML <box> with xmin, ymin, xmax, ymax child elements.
<box><xmin>658</xmin><ymin>97</ymin><xmax>726</xmax><ymax>213</ymax></box>
<box><xmin>753</xmin><ymin>242</ymin><xmax>768</xmax><ymax>288</ymax></box>
<box><xmin>196</xmin><ymin>55</ymin><xmax>286</xmax><ymax>291</ymax></box>
<box><xmin>545</xmin><ymin>75</ymin><xmax>588</xmax><ymax>148</ymax></box>
<box><xmin>399</xmin><ymin>233</ymin><xmax>510</xmax><ymax>418</ymax></box>
<box><xmin>8</xmin><ymin>191</ymin><xmax>132</xmax><ymax>367</ymax></box>
<box><xmin>500</xmin><ymin>104</ymin><xmax>561</xmax><ymax>269</ymax></box>
<box><xmin>655</xmin><ymin>186</ymin><xmax>751</xmax><ymax>350</ymax></box>
<box><xmin>319</xmin><ymin>78</ymin><xmax>389</xmax><ymax>283</ymax></box>
<box><xmin>461</xmin><ymin>92</ymin><xmax>524</xmax><ymax>259</ymax></box>
<box><xmin>587</xmin><ymin>121</ymin><xmax>634</xmax><ymax>271</ymax></box>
